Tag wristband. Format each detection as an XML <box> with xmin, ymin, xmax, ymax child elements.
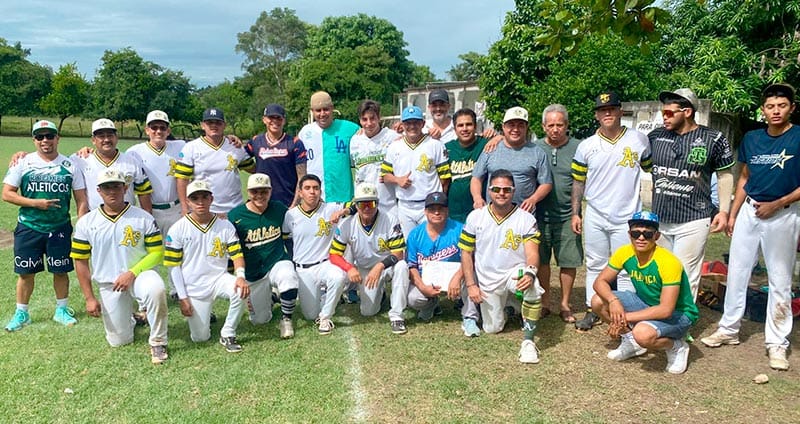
<box><xmin>381</xmin><ymin>255</ymin><xmax>399</xmax><ymax>268</ymax></box>
<box><xmin>235</xmin><ymin>268</ymin><xmax>246</xmax><ymax>279</ymax></box>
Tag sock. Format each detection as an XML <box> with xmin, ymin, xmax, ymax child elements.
<box><xmin>280</xmin><ymin>289</ymin><xmax>298</xmax><ymax>319</ymax></box>
<box><xmin>521</xmin><ymin>300</ymin><xmax>541</xmax><ymax>340</ymax></box>
<box><xmin>522</xmin><ymin>319</ymin><xmax>538</xmax><ymax>341</ymax></box>
<box><xmin>17</xmin><ymin>303</ymin><xmax>29</xmax><ymax>312</ymax></box>
<box><xmin>56</xmin><ymin>298</ymin><xmax>68</xmax><ymax>308</ymax></box>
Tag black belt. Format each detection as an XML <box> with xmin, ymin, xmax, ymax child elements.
<box><xmin>152</xmin><ymin>199</ymin><xmax>180</xmax><ymax>210</ymax></box>
<box><xmin>294</xmin><ymin>259</ymin><xmax>327</xmax><ymax>269</ymax></box>
<box><xmin>746</xmin><ymin>195</ymin><xmax>789</xmax><ymax>209</ymax></box>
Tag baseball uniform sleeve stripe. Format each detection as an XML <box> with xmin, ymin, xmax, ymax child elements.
<box><xmin>387</xmin><ymin>235</ymin><xmax>405</xmax><ymax>252</ymax></box>
<box><xmin>163</xmin><ymin>247</ymin><xmax>183</xmax><ymax>266</ymax></box>
<box><xmin>379</xmin><ymin>161</ymin><xmax>393</xmax><ymax>176</ymax></box>
<box><xmin>436</xmin><ymin>162</ymin><xmax>452</xmax><ymax>179</ymax></box>
<box><xmin>640</xmin><ymin>155</ymin><xmax>653</xmax><ymax>172</ymax></box>
<box><xmin>227</xmin><ymin>242</ymin><xmax>243</xmax><ymax>259</ymax></box>
<box><xmin>238</xmin><ymin>157</ymin><xmax>255</xmax><ymax>169</ymax></box>
<box><xmin>523</xmin><ymin>232</ymin><xmax>541</xmax><ymax>244</ymax></box>
<box><xmin>571</xmin><ymin>160</ymin><xmax>588</xmax><ymax>181</ymax></box>
<box><xmin>330</xmin><ymin>238</ymin><xmax>347</xmax><ymax>255</ymax></box>
<box><xmin>134</xmin><ymin>178</ymin><xmax>154</xmax><ymax>195</ymax></box>
<box><xmin>458</xmin><ymin>230</ymin><xmax>476</xmax><ymax>251</ymax></box>
<box><xmin>144</xmin><ymin>233</ymin><xmax>163</xmax><ymax>249</ymax></box>
<box><xmin>173</xmin><ymin>162</ymin><xmax>194</xmax><ymax>179</ymax></box>
<box><xmin>70</xmin><ymin>238</ymin><xmax>91</xmax><ymax>259</ymax></box>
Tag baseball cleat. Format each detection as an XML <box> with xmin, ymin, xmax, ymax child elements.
<box><xmin>220</xmin><ymin>336</ymin><xmax>242</xmax><ymax>353</ymax></box>
<box><xmin>279</xmin><ymin>317</ymin><xmax>294</xmax><ymax>339</ymax></box>
<box><xmin>150</xmin><ymin>345</ymin><xmax>168</xmax><ymax>364</ymax></box>
<box><xmin>317</xmin><ymin>318</ymin><xmax>334</xmax><ymax>335</ymax></box>
<box><xmin>390</xmin><ymin>320</ymin><xmax>407</xmax><ymax>334</ymax></box>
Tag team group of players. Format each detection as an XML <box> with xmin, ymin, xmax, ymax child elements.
<box><xmin>3</xmin><ymin>83</ymin><xmax>798</xmax><ymax>371</ymax></box>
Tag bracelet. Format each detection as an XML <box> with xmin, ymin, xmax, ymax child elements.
<box><xmin>609</xmin><ymin>297</ymin><xmax>619</xmax><ymax>305</ymax></box>
<box><xmin>235</xmin><ymin>268</ymin><xmax>246</xmax><ymax>279</ymax></box>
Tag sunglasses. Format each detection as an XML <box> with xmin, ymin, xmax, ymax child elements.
<box><xmin>629</xmin><ymin>230</ymin><xmax>656</xmax><ymax>240</ymax></box>
<box><xmin>34</xmin><ymin>133</ymin><xmax>56</xmax><ymax>141</ymax></box>
<box><xmin>148</xmin><ymin>125</ymin><xmax>168</xmax><ymax>132</ymax></box>
<box><xmin>489</xmin><ymin>185</ymin><xmax>514</xmax><ymax>194</ymax></box>
<box><xmin>356</xmin><ymin>200</ymin><xmax>377</xmax><ymax>209</ymax></box>
<box><xmin>661</xmin><ymin>108</ymin><xmax>688</xmax><ymax>119</ymax></box>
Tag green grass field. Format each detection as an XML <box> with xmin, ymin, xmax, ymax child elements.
<box><xmin>0</xmin><ymin>136</ymin><xmax>798</xmax><ymax>423</ymax></box>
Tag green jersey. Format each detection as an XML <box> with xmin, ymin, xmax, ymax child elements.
<box><xmin>3</xmin><ymin>153</ymin><xmax>84</xmax><ymax>233</ymax></box>
<box><xmin>228</xmin><ymin>201</ymin><xmax>289</xmax><ymax>282</ymax></box>
<box><xmin>445</xmin><ymin>136</ymin><xmax>488</xmax><ymax>223</ymax></box>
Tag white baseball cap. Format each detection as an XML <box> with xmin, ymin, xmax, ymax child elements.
<box><xmin>353</xmin><ymin>182</ymin><xmax>378</xmax><ymax>202</ymax></box>
<box><xmin>146</xmin><ymin>110</ymin><xmax>170</xmax><ymax>125</ymax></box>
<box><xmin>503</xmin><ymin>107</ymin><xmax>529</xmax><ymax>123</ymax></box>
<box><xmin>92</xmin><ymin>118</ymin><xmax>116</xmax><ymax>134</ymax></box>
<box><xmin>96</xmin><ymin>168</ymin><xmax>127</xmax><ymax>186</ymax></box>
<box><xmin>247</xmin><ymin>173</ymin><xmax>272</xmax><ymax>190</ymax></box>
<box><xmin>186</xmin><ymin>180</ymin><xmax>213</xmax><ymax>197</ymax></box>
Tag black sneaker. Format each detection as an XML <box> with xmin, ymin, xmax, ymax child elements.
<box><xmin>219</xmin><ymin>336</ymin><xmax>242</xmax><ymax>353</ymax></box>
<box><xmin>210</xmin><ymin>312</ymin><xmax>218</xmax><ymax>324</ymax></box>
<box><xmin>575</xmin><ymin>310</ymin><xmax>600</xmax><ymax>331</ymax></box>
<box><xmin>390</xmin><ymin>320</ymin><xmax>407</xmax><ymax>334</ymax></box>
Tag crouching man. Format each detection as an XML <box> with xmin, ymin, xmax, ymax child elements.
<box><xmin>591</xmin><ymin>211</ymin><xmax>699</xmax><ymax>374</ymax></box>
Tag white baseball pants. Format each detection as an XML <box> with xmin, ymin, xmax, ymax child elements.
<box><xmin>97</xmin><ymin>270</ymin><xmax>168</xmax><ymax>347</ymax></box>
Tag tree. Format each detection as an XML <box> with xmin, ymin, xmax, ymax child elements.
<box><xmin>447</xmin><ymin>52</ymin><xmax>485</xmax><ymax>81</ymax></box>
<box><xmin>409</xmin><ymin>64</ymin><xmax>437</xmax><ymax>87</ymax></box>
<box><xmin>0</xmin><ymin>38</ymin><xmax>52</xmax><ymax>133</ymax></box>
<box><xmin>38</xmin><ymin>63</ymin><xmax>90</xmax><ymax>130</ymax></box>
<box><xmin>197</xmin><ymin>81</ymin><xmax>252</xmax><ymax>134</ymax></box>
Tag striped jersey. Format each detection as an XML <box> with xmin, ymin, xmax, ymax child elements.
<box><xmin>649</xmin><ymin>125</ymin><xmax>734</xmax><ymax>223</ymax></box>
<box><xmin>174</xmin><ymin>136</ymin><xmax>254</xmax><ymax>214</ymax></box>
<box><xmin>330</xmin><ymin>211</ymin><xmax>405</xmax><ymax>269</ymax></box>
<box><xmin>572</xmin><ymin>127</ymin><xmax>652</xmax><ymax>224</ymax></box>
<box><xmin>282</xmin><ymin>202</ymin><xmax>343</xmax><ymax>265</ymax></box>
<box><xmin>458</xmin><ymin>205</ymin><xmax>540</xmax><ymax>291</ymax></box>
<box><xmin>71</xmin><ymin>204</ymin><xmax>162</xmax><ymax>283</ymax></box>
<box><xmin>164</xmin><ymin>214</ymin><xmax>243</xmax><ymax>299</ymax></box>
<box><xmin>350</xmin><ymin>127</ymin><xmax>399</xmax><ymax>211</ymax></box>
<box><xmin>381</xmin><ymin>136</ymin><xmax>451</xmax><ymax>201</ymax></box>
<box><xmin>73</xmin><ymin>150</ymin><xmax>153</xmax><ymax>210</ymax></box>
<box><xmin>127</xmin><ymin>139</ymin><xmax>185</xmax><ymax>206</ymax></box>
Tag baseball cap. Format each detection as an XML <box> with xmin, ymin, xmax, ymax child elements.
<box><xmin>32</xmin><ymin>120</ymin><xmax>58</xmax><ymax>136</ymax></box>
<box><xmin>146</xmin><ymin>110</ymin><xmax>170</xmax><ymax>126</ymax></box>
<box><xmin>91</xmin><ymin>118</ymin><xmax>116</xmax><ymax>134</ymax></box>
<box><xmin>628</xmin><ymin>211</ymin><xmax>660</xmax><ymax>230</ymax></box>
<box><xmin>428</xmin><ymin>89</ymin><xmax>450</xmax><ymax>104</ymax></box>
<box><xmin>96</xmin><ymin>168</ymin><xmax>126</xmax><ymax>186</ymax></box>
<box><xmin>186</xmin><ymin>180</ymin><xmax>213</xmax><ymax>197</ymax></box>
<box><xmin>594</xmin><ymin>91</ymin><xmax>622</xmax><ymax>110</ymax></box>
<box><xmin>401</xmin><ymin>106</ymin><xmax>424</xmax><ymax>122</ymax></box>
<box><xmin>762</xmin><ymin>83</ymin><xmax>796</xmax><ymax>104</ymax></box>
<box><xmin>503</xmin><ymin>106</ymin><xmax>529</xmax><ymax>123</ymax></box>
<box><xmin>263</xmin><ymin>104</ymin><xmax>286</xmax><ymax>117</ymax></box>
<box><xmin>247</xmin><ymin>173</ymin><xmax>272</xmax><ymax>190</ymax></box>
<box><xmin>425</xmin><ymin>192</ymin><xmax>448</xmax><ymax>208</ymax></box>
<box><xmin>353</xmin><ymin>182</ymin><xmax>378</xmax><ymax>202</ymax></box>
<box><xmin>659</xmin><ymin>88</ymin><xmax>699</xmax><ymax>110</ymax></box>
<box><xmin>310</xmin><ymin>91</ymin><xmax>333</xmax><ymax>109</ymax></box>
<box><xmin>202</xmin><ymin>108</ymin><xmax>225</xmax><ymax>122</ymax></box>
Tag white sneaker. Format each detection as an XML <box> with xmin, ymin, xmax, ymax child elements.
<box><xmin>700</xmin><ymin>329</ymin><xmax>739</xmax><ymax>347</ymax></box>
<box><xmin>767</xmin><ymin>346</ymin><xmax>789</xmax><ymax>370</ymax></box>
<box><xmin>607</xmin><ymin>335</ymin><xmax>647</xmax><ymax>361</ymax></box>
<box><xmin>279</xmin><ymin>317</ymin><xmax>294</xmax><ymax>339</ymax></box>
<box><xmin>666</xmin><ymin>339</ymin><xmax>690</xmax><ymax>374</ymax></box>
<box><xmin>518</xmin><ymin>340</ymin><xmax>540</xmax><ymax>364</ymax></box>
<box><xmin>318</xmin><ymin>318</ymin><xmax>334</xmax><ymax>336</ymax></box>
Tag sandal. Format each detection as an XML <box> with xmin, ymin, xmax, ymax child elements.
<box><xmin>540</xmin><ymin>307</ymin><xmax>551</xmax><ymax>319</ymax></box>
<box><xmin>560</xmin><ymin>309</ymin><xmax>576</xmax><ymax>323</ymax></box>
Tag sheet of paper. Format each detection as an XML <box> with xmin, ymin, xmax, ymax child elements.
<box><xmin>421</xmin><ymin>261</ymin><xmax>461</xmax><ymax>293</ymax></box>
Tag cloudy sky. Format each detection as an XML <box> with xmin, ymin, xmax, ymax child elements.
<box><xmin>3</xmin><ymin>0</ymin><xmax>515</xmax><ymax>87</ymax></box>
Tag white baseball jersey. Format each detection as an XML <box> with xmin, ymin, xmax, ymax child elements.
<box><xmin>164</xmin><ymin>215</ymin><xmax>243</xmax><ymax>299</ymax></box>
<box><xmin>174</xmin><ymin>137</ymin><xmax>253</xmax><ymax>214</ymax></box>
<box><xmin>571</xmin><ymin>127</ymin><xmax>652</xmax><ymax>224</ymax></box>
<box><xmin>330</xmin><ymin>211</ymin><xmax>405</xmax><ymax>269</ymax></box>
<box><xmin>282</xmin><ymin>202</ymin><xmax>342</xmax><ymax>265</ymax></box>
<box><xmin>70</xmin><ymin>204</ymin><xmax>162</xmax><ymax>283</ymax></box>
<box><xmin>380</xmin><ymin>136</ymin><xmax>451</xmax><ymax>201</ymax></box>
<box><xmin>424</xmin><ymin>118</ymin><xmax>454</xmax><ymax>144</ymax></box>
<box><xmin>458</xmin><ymin>205</ymin><xmax>540</xmax><ymax>292</ymax></box>
<box><xmin>127</xmin><ymin>139</ymin><xmax>185</xmax><ymax>205</ymax></box>
<box><xmin>73</xmin><ymin>151</ymin><xmax>152</xmax><ymax>210</ymax></box>
<box><xmin>351</xmin><ymin>128</ymin><xmax>399</xmax><ymax>210</ymax></box>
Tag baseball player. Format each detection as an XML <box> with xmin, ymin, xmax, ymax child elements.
<box><xmin>329</xmin><ymin>183</ymin><xmax>410</xmax><ymax>334</ymax></box>
<box><xmin>459</xmin><ymin>169</ymin><xmax>544</xmax><ymax>363</ymax></box>
<box><xmin>3</xmin><ymin>120</ymin><xmax>88</xmax><ymax>332</ymax></box>
<box><xmin>282</xmin><ymin>174</ymin><xmax>350</xmax><ymax>335</ymax></box>
<box><xmin>649</xmin><ymin>88</ymin><xmax>735</xmax><ymax>300</ymax></box>
<box><xmin>71</xmin><ymin>168</ymin><xmax>169</xmax><ymax>364</ymax></box>
<box><xmin>571</xmin><ymin>91</ymin><xmax>652</xmax><ymax>331</ymax></box>
<box><xmin>701</xmin><ymin>83</ymin><xmax>800</xmax><ymax>371</ymax></box>
<box><xmin>174</xmin><ymin>108</ymin><xmax>255</xmax><ymax>218</ymax></box>
<box><xmin>381</xmin><ymin>105</ymin><xmax>452</xmax><ymax>238</ymax></box>
<box><xmin>228</xmin><ymin>173</ymin><xmax>300</xmax><ymax>339</ymax></box>
<box><xmin>164</xmin><ymin>180</ymin><xmax>250</xmax><ymax>353</ymax></box>
<box><xmin>445</xmin><ymin>108</ymin><xmax>489</xmax><ymax>223</ymax></box>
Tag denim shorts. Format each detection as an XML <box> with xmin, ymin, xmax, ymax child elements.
<box><xmin>614</xmin><ymin>290</ymin><xmax>692</xmax><ymax>339</ymax></box>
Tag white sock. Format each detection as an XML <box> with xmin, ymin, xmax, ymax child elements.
<box><xmin>56</xmin><ymin>298</ymin><xmax>68</xmax><ymax>308</ymax></box>
<box><xmin>16</xmin><ymin>303</ymin><xmax>29</xmax><ymax>312</ymax></box>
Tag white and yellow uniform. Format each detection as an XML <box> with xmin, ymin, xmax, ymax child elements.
<box><xmin>74</xmin><ymin>151</ymin><xmax>153</xmax><ymax>210</ymax></box>
<box><xmin>127</xmin><ymin>139</ymin><xmax>185</xmax><ymax>233</ymax></box>
<box><xmin>164</xmin><ymin>215</ymin><xmax>246</xmax><ymax>341</ymax></box>
<box><xmin>174</xmin><ymin>137</ymin><xmax>254</xmax><ymax>214</ymax></box>
<box><xmin>283</xmin><ymin>202</ymin><xmax>348</xmax><ymax>320</ymax></box>
<box><xmin>459</xmin><ymin>205</ymin><xmax>542</xmax><ymax>333</ymax></box>
<box><xmin>350</xmin><ymin>128</ymin><xmax>399</xmax><ymax>218</ymax></box>
<box><xmin>70</xmin><ymin>204</ymin><xmax>167</xmax><ymax>347</ymax></box>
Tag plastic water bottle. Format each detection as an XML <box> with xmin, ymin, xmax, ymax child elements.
<box><xmin>515</xmin><ymin>268</ymin><xmax>524</xmax><ymax>300</ymax></box>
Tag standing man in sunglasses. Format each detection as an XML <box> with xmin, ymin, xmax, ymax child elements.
<box><xmin>3</xmin><ymin>120</ymin><xmax>88</xmax><ymax>332</ymax></box>
<box><xmin>571</xmin><ymin>91</ymin><xmax>652</xmax><ymax>331</ymax></box>
<box><xmin>648</xmin><ymin>89</ymin><xmax>734</xmax><ymax>300</ymax></box>
<box><xmin>591</xmin><ymin>211</ymin><xmax>698</xmax><ymax>374</ymax></box>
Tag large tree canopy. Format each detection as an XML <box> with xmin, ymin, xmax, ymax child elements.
<box><xmin>38</xmin><ymin>63</ymin><xmax>90</xmax><ymax>130</ymax></box>
<box><xmin>0</xmin><ymin>38</ymin><xmax>51</xmax><ymax>122</ymax></box>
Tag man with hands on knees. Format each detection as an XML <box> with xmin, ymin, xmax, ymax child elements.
<box><xmin>592</xmin><ymin>211</ymin><xmax>698</xmax><ymax>374</ymax></box>
<box><xmin>164</xmin><ymin>180</ymin><xmax>250</xmax><ymax>353</ymax></box>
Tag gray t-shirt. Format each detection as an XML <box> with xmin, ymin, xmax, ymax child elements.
<box><xmin>472</xmin><ymin>140</ymin><xmax>553</xmax><ymax>205</ymax></box>
<box><xmin>534</xmin><ymin>137</ymin><xmax>580</xmax><ymax>222</ymax></box>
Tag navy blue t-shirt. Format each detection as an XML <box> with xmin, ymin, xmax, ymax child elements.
<box><xmin>739</xmin><ymin>125</ymin><xmax>800</xmax><ymax>202</ymax></box>
<box><xmin>245</xmin><ymin>133</ymin><xmax>308</xmax><ymax>207</ymax></box>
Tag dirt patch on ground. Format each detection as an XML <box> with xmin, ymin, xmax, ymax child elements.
<box><xmin>0</xmin><ymin>228</ymin><xmax>13</xmax><ymax>249</ymax></box>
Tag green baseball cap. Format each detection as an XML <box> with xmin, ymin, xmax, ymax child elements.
<box><xmin>32</xmin><ymin>120</ymin><xmax>58</xmax><ymax>136</ymax></box>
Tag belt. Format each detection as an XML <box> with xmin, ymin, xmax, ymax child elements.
<box><xmin>745</xmin><ymin>195</ymin><xmax>789</xmax><ymax>209</ymax></box>
<box><xmin>400</xmin><ymin>199</ymin><xmax>426</xmax><ymax>203</ymax></box>
<box><xmin>294</xmin><ymin>259</ymin><xmax>327</xmax><ymax>269</ymax></box>
<box><xmin>152</xmin><ymin>199</ymin><xmax>180</xmax><ymax>210</ymax></box>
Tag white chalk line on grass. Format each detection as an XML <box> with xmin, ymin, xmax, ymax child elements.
<box><xmin>337</xmin><ymin>316</ymin><xmax>368</xmax><ymax>423</ymax></box>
